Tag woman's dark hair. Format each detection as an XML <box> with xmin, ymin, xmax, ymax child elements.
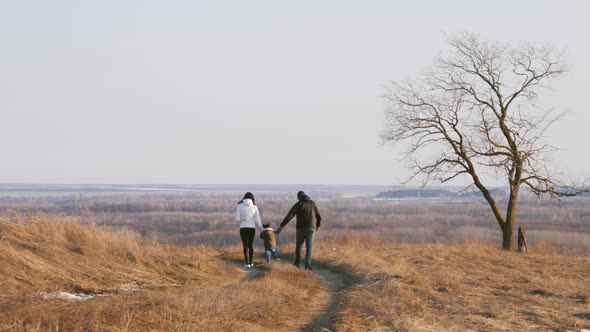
<box><xmin>238</xmin><ymin>192</ymin><xmax>256</xmax><ymax>205</ymax></box>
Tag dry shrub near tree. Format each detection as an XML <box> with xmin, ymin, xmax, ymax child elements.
<box><xmin>382</xmin><ymin>33</ymin><xmax>584</xmax><ymax>250</ymax></box>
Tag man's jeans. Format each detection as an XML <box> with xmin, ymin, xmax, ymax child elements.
<box><xmin>294</xmin><ymin>228</ymin><xmax>315</xmax><ymax>269</ymax></box>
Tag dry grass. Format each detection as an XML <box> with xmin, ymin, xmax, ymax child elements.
<box><xmin>3</xmin><ymin>212</ymin><xmax>589</xmax><ymax>331</ymax></box>
<box><xmin>0</xmin><ymin>215</ymin><xmax>324</xmax><ymax>331</ymax></box>
<box><xmin>3</xmin><ymin>263</ymin><xmax>322</xmax><ymax>331</ymax></box>
<box><xmin>314</xmin><ymin>238</ymin><xmax>590</xmax><ymax>331</ymax></box>
<box><xmin>0</xmin><ymin>215</ymin><xmax>232</xmax><ymax>296</ymax></box>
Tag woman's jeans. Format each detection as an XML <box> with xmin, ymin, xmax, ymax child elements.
<box><xmin>294</xmin><ymin>228</ymin><xmax>315</xmax><ymax>269</ymax></box>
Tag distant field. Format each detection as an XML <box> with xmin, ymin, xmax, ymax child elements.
<box><xmin>0</xmin><ymin>186</ymin><xmax>588</xmax><ymax>254</ymax></box>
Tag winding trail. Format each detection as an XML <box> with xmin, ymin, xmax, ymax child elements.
<box><xmin>222</xmin><ymin>253</ymin><xmax>352</xmax><ymax>332</ymax></box>
<box><xmin>298</xmin><ymin>264</ymin><xmax>349</xmax><ymax>332</ymax></box>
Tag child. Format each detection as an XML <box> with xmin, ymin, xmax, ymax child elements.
<box><xmin>259</xmin><ymin>223</ymin><xmax>280</xmax><ymax>263</ymax></box>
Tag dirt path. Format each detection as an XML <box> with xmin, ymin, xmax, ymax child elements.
<box><xmin>298</xmin><ymin>264</ymin><xmax>349</xmax><ymax>332</ymax></box>
<box><xmin>222</xmin><ymin>253</ymin><xmax>351</xmax><ymax>332</ymax></box>
<box><xmin>260</xmin><ymin>255</ymin><xmax>352</xmax><ymax>332</ymax></box>
<box><xmin>220</xmin><ymin>254</ymin><xmax>266</xmax><ymax>284</ymax></box>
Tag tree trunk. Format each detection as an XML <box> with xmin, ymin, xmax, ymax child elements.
<box><xmin>502</xmin><ymin>187</ymin><xmax>519</xmax><ymax>251</ymax></box>
<box><xmin>502</xmin><ymin>224</ymin><xmax>514</xmax><ymax>250</ymax></box>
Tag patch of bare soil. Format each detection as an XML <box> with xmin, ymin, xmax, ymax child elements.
<box><xmin>299</xmin><ymin>264</ymin><xmax>351</xmax><ymax>332</ymax></box>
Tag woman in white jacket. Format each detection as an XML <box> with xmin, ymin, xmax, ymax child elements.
<box><xmin>235</xmin><ymin>192</ymin><xmax>263</xmax><ymax>268</ymax></box>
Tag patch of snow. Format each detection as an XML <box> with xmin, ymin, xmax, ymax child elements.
<box><xmin>41</xmin><ymin>292</ymin><xmax>94</xmax><ymax>301</ymax></box>
<box><xmin>114</xmin><ymin>282</ymin><xmax>140</xmax><ymax>292</ymax></box>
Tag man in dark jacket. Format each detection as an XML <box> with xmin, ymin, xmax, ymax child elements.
<box><xmin>276</xmin><ymin>191</ymin><xmax>322</xmax><ymax>269</ymax></box>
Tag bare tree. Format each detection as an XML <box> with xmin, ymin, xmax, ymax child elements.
<box><xmin>381</xmin><ymin>33</ymin><xmax>582</xmax><ymax>250</ymax></box>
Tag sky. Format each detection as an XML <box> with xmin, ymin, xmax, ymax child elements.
<box><xmin>1</xmin><ymin>1</ymin><xmax>589</xmax><ymax>185</ymax></box>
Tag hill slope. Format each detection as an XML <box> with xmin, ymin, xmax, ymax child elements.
<box><xmin>2</xmin><ymin>216</ymin><xmax>589</xmax><ymax>331</ymax></box>
<box><xmin>0</xmin><ymin>216</ymin><xmax>324</xmax><ymax>331</ymax></box>
<box><xmin>314</xmin><ymin>238</ymin><xmax>590</xmax><ymax>331</ymax></box>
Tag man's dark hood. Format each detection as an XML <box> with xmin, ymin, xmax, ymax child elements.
<box><xmin>298</xmin><ymin>191</ymin><xmax>311</xmax><ymax>201</ymax></box>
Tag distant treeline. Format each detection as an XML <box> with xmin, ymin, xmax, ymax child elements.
<box><xmin>375</xmin><ymin>189</ymin><xmax>505</xmax><ymax>199</ymax></box>
<box><xmin>376</xmin><ymin>188</ymin><xmax>589</xmax><ymax>199</ymax></box>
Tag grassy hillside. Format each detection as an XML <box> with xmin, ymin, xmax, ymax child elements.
<box><xmin>0</xmin><ymin>215</ymin><xmax>232</xmax><ymax>292</ymax></box>
<box><xmin>2</xmin><ymin>214</ymin><xmax>589</xmax><ymax>331</ymax></box>
<box><xmin>0</xmin><ymin>216</ymin><xmax>322</xmax><ymax>331</ymax></box>
<box><xmin>314</xmin><ymin>238</ymin><xmax>590</xmax><ymax>331</ymax></box>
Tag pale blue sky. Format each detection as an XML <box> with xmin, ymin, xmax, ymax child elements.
<box><xmin>1</xmin><ymin>1</ymin><xmax>589</xmax><ymax>185</ymax></box>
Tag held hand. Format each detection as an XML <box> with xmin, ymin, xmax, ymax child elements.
<box><xmin>275</xmin><ymin>227</ymin><xmax>282</xmax><ymax>235</ymax></box>
<box><xmin>316</xmin><ymin>227</ymin><xmax>320</xmax><ymax>232</ymax></box>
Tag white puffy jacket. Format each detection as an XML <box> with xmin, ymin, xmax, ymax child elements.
<box><xmin>235</xmin><ymin>198</ymin><xmax>263</xmax><ymax>230</ymax></box>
